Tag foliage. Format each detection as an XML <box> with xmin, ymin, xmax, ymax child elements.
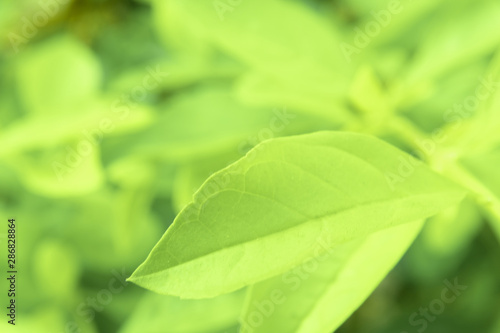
<box><xmin>1</xmin><ymin>0</ymin><xmax>500</xmax><ymax>332</ymax></box>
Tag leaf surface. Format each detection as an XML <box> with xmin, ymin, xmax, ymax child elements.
<box><xmin>129</xmin><ymin>131</ymin><xmax>465</xmax><ymax>298</ymax></box>
<box><xmin>240</xmin><ymin>220</ymin><xmax>423</xmax><ymax>333</ymax></box>
<box><xmin>120</xmin><ymin>290</ymin><xmax>245</xmax><ymax>333</ymax></box>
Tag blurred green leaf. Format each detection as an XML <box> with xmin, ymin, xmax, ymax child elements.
<box><xmin>16</xmin><ymin>35</ymin><xmax>102</xmax><ymax>115</ymax></box>
<box><xmin>0</xmin><ymin>100</ymin><xmax>153</xmax><ymax>156</ymax></box>
<box><xmin>456</xmin><ymin>150</ymin><xmax>500</xmax><ymax>240</ymax></box>
<box><xmin>241</xmin><ymin>221</ymin><xmax>422</xmax><ymax>333</ymax></box>
<box><xmin>153</xmin><ymin>0</ymin><xmax>353</xmax><ymax>122</ymax></box>
<box><xmin>406</xmin><ymin>1</ymin><xmax>500</xmax><ymax>84</ymax></box>
<box><xmin>123</xmin><ymin>85</ymin><xmax>278</xmax><ymax>161</ymax></box>
<box><xmin>121</xmin><ymin>290</ymin><xmax>245</xmax><ymax>333</ymax></box>
<box><xmin>33</xmin><ymin>239</ymin><xmax>81</xmax><ymax>302</ymax></box>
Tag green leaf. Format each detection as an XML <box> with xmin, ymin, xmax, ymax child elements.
<box><xmin>33</xmin><ymin>239</ymin><xmax>81</xmax><ymax>302</ymax></box>
<box><xmin>405</xmin><ymin>1</ymin><xmax>500</xmax><ymax>84</ymax></box>
<box><xmin>65</xmin><ymin>191</ymin><xmax>161</xmax><ymax>271</ymax></box>
<box><xmin>421</xmin><ymin>196</ymin><xmax>482</xmax><ymax>256</ymax></box>
<box><xmin>122</xmin><ymin>85</ymin><xmax>283</xmax><ymax>161</ymax></box>
<box><xmin>0</xmin><ymin>306</ymin><xmax>97</xmax><ymax>333</ymax></box>
<box><xmin>172</xmin><ymin>153</ymin><xmax>241</xmax><ymax>213</ymax></box>
<box><xmin>348</xmin><ymin>66</ymin><xmax>392</xmax><ymax>117</ymax></box>
<box><xmin>451</xmin><ymin>151</ymin><xmax>500</xmax><ymax>240</ymax></box>
<box><xmin>16</xmin><ymin>34</ymin><xmax>102</xmax><ymax>115</ymax></box>
<box><xmin>3</xmin><ymin>144</ymin><xmax>105</xmax><ymax>197</ymax></box>
<box><xmin>0</xmin><ymin>99</ymin><xmax>153</xmax><ymax>156</ymax></box>
<box><xmin>240</xmin><ymin>220</ymin><xmax>423</xmax><ymax>333</ymax></box>
<box><xmin>235</xmin><ymin>72</ymin><xmax>353</xmax><ymax>124</ymax></box>
<box><xmin>404</xmin><ymin>196</ymin><xmax>482</xmax><ymax>282</ymax></box>
<box><xmin>153</xmin><ymin>0</ymin><xmax>353</xmax><ymax>122</ymax></box>
<box><xmin>129</xmin><ymin>131</ymin><xmax>464</xmax><ymax>298</ymax></box>
<box><xmin>492</xmin><ymin>313</ymin><xmax>500</xmax><ymax>333</ymax></box>
<box><xmin>155</xmin><ymin>0</ymin><xmax>348</xmax><ymax>77</ymax></box>
<box><xmin>367</xmin><ymin>0</ymin><xmax>441</xmax><ymax>47</ymax></box>
<box><xmin>120</xmin><ymin>290</ymin><xmax>245</xmax><ymax>333</ymax></box>
<box><xmin>401</xmin><ymin>60</ymin><xmax>487</xmax><ymax>132</ymax></box>
<box><xmin>439</xmin><ymin>47</ymin><xmax>500</xmax><ymax>155</ymax></box>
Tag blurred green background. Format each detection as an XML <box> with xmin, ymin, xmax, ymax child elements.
<box><xmin>1</xmin><ymin>0</ymin><xmax>500</xmax><ymax>332</ymax></box>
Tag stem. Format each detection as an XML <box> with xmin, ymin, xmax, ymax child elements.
<box><xmin>388</xmin><ymin>116</ymin><xmax>431</xmax><ymax>161</ymax></box>
<box><xmin>444</xmin><ymin>162</ymin><xmax>500</xmax><ymax>238</ymax></box>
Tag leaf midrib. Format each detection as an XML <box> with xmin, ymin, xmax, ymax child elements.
<box><xmin>133</xmin><ymin>190</ymin><xmax>460</xmax><ymax>278</ymax></box>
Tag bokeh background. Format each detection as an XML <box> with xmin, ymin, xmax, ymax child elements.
<box><xmin>1</xmin><ymin>0</ymin><xmax>500</xmax><ymax>332</ymax></box>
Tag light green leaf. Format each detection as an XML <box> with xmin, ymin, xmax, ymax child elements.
<box><xmin>65</xmin><ymin>191</ymin><xmax>161</xmax><ymax>271</ymax></box>
<box><xmin>450</xmin><ymin>151</ymin><xmax>500</xmax><ymax>240</ymax></box>
<box><xmin>439</xmin><ymin>47</ymin><xmax>500</xmax><ymax>155</ymax></box>
<box><xmin>16</xmin><ymin>34</ymin><xmax>102</xmax><ymax>115</ymax></box>
<box><xmin>172</xmin><ymin>152</ymin><xmax>241</xmax><ymax>213</ymax></box>
<box><xmin>129</xmin><ymin>131</ymin><xmax>465</xmax><ymax>298</ymax></box>
<box><xmin>235</xmin><ymin>72</ymin><xmax>353</xmax><ymax>124</ymax></box>
<box><xmin>123</xmin><ymin>85</ymin><xmax>282</xmax><ymax>161</ymax></box>
<box><xmin>421</xmin><ymin>196</ymin><xmax>482</xmax><ymax>256</ymax></box>
<box><xmin>0</xmin><ymin>306</ymin><xmax>97</xmax><ymax>333</ymax></box>
<box><xmin>404</xmin><ymin>196</ymin><xmax>482</xmax><ymax>282</ymax></box>
<box><xmin>240</xmin><ymin>220</ymin><xmax>423</xmax><ymax>333</ymax></box>
<box><xmin>2</xmin><ymin>144</ymin><xmax>105</xmax><ymax>197</ymax></box>
<box><xmin>349</xmin><ymin>66</ymin><xmax>392</xmax><ymax>116</ymax></box>
<box><xmin>120</xmin><ymin>290</ymin><xmax>245</xmax><ymax>333</ymax></box>
<box><xmin>405</xmin><ymin>1</ymin><xmax>500</xmax><ymax>84</ymax></box>
<box><xmin>401</xmin><ymin>59</ymin><xmax>487</xmax><ymax>132</ymax></box>
<box><xmin>109</xmin><ymin>57</ymin><xmax>242</xmax><ymax>94</ymax></box>
<box><xmin>155</xmin><ymin>0</ymin><xmax>348</xmax><ymax>77</ymax></box>
<box><xmin>0</xmin><ymin>99</ymin><xmax>153</xmax><ymax>156</ymax></box>
<box><xmin>367</xmin><ymin>0</ymin><xmax>441</xmax><ymax>47</ymax></box>
<box><xmin>153</xmin><ymin>0</ymin><xmax>353</xmax><ymax>122</ymax></box>
<box><xmin>33</xmin><ymin>239</ymin><xmax>81</xmax><ymax>302</ymax></box>
<box><xmin>107</xmin><ymin>157</ymin><xmax>156</xmax><ymax>189</ymax></box>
